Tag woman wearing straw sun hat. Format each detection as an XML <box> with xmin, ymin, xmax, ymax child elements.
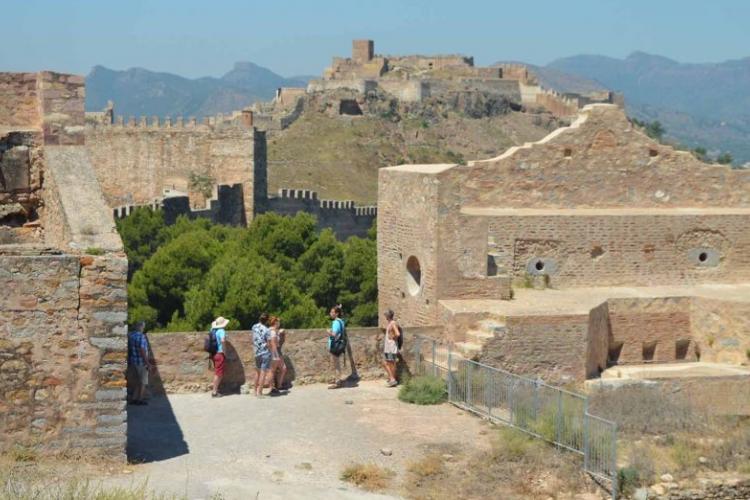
<box><xmin>210</xmin><ymin>316</ymin><xmax>230</xmax><ymax>398</ymax></box>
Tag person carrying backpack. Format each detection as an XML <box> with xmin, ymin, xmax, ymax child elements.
<box><xmin>207</xmin><ymin>316</ymin><xmax>229</xmax><ymax>398</ymax></box>
<box><xmin>327</xmin><ymin>304</ymin><xmax>349</xmax><ymax>389</ymax></box>
<box><xmin>383</xmin><ymin>309</ymin><xmax>401</xmax><ymax>387</ymax></box>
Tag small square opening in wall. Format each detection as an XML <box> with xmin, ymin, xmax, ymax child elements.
<box><xmin>642</xmin><ymin>341</ymin><xmax>657</xmax><ymax>362</ymax></box>
<box><xmin>675</xmin><ymin>339</ymin><xmax>691</xmax><ymax>360</ymax></box>
<box><xmin>563</xmin><ymin>147</ymin><xmax>572</xmax><ymax>158</ymax></box>
<box><xmin>649</xmin><ymin>148</ymin><xmax>658</xmax><ymax>157</ymax></box>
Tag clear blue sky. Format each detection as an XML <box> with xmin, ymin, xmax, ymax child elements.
<box><xmin>2</xmin><ymin>0</ymin><xmax>748</xmax><ymax>78</ymax></box>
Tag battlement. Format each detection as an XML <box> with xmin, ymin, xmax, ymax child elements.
<box><xmin>87</xmin><ymin>110</ymin><xmax>252</xmax><ymax>131</ymax></box>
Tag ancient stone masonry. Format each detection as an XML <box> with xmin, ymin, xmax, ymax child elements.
<box><xmin>309</xmin><ymin>40</ymin><xmax>621</xmax><ymax>116</ymax></box>
<box><xmin>378</xmin><ymin>104</ymin><xmax>750</xmax><ymax>391</ymax></box>
<box><xmin>0</xmin><ymin>72</ymin><xmax>128</xmax><ymax>459</ymax></box>
<box><xmin>85</xmin><ymin>111</ymin><xmax>263</xmax><ymax>224</ymax></box>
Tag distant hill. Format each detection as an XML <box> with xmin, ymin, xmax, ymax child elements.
<box><xmin>85</xmin><ymin>63</ymin><xmax>313</xmax><ymax>118</ymax></box>
<box><xmin>543</xmin><ymin>52</ymin><xmax>750</xmax><ymax>164</ymax></box>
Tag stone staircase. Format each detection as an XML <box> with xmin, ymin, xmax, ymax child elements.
<box><xmin>426</xmin><ymin>319</ymin><xmax>506</xmax><ymax>369</ymax></box>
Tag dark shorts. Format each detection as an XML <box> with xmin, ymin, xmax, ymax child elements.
<box><xmin>384</xmin><ymin>353</ymin><xmax>397</xmax><ymax>362</ymax></box>
<box><xmin>213</xmin><ymin>353</ymin><xmax>226</xmax><ymax>377</ymax></box>
<box><xmin>255</xmin><ymin>353</ymin><xmax>272</xmax><ymax>371</ymax></box>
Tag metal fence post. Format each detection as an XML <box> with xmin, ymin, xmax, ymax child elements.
<box><xmin>414</xmin><ymin>337</ymin><xmax>422</xmax><ymax>376</ymax></box>
<box><xmin>466</xmin><ymin>362</ymin><xmax>473</xmax><ymax>408</ymax></box>
<box><xmin>611</xmin><ymin>425</ymin><xmax>618</xmax><ymax>500</ymax></box>
<box><xmin>533</xmin><ymin>378</ymin><xmax>540</xmax><ymax>421</ymax></box>
<box><xmin>508</xmin><ymin>379</ymin><xmax>514</xmax><ymax>425</ymax></box>
<box><xmin>583</xmin><ymin>399</ymin><xmax>590</xmax><ymax>472</ymax></box>
<box><xmin>555</xmin><ymin>390</ymin><xmax>563</xmax><ymax>448</ymax></box>
<box><xmin>432</xmin><ymin>340</ymin><xmax>437</xmax><ymax>377</ymax></box>
<box><xmin>447</xmin><ymin>343</ymin><xmax>453</xmax><ymax>401</ymax></box>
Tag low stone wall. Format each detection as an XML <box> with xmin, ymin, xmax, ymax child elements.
<box><xmin>146</xmin><ymin>327</ymin><xmax>437</xmax><ymax>393</ymax></box>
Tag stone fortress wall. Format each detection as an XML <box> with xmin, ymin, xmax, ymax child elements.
<box><xmin>378</xmin><ymin>104</ymin><xmax>750</xmax><ymax>397</ymax></box>
<box><xmin>0</xmin><ymin>72</ymin><xmax>128</xmax><ymax>459</ymax></box>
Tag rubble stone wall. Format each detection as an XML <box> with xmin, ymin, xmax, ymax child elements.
<box><xmin>0</xmin><ymin>252</ymin><xmax>128</xmax><ymax>459</ymax></box>
<box><xmin>143</xmin><ymin>327</ymin><xmax>439</xmax><ymax>393</ymax></box>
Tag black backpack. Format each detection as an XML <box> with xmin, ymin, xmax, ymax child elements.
<box><xmin>396</xmin><ymin>324</ymin><xmax>404</xmax><ymax>350</ymax></box>
<box><xmin>204</xmin><ymin>329</ymin><xmax>218</xmax><ymax>355</ymax></box>
<box><xmin>329</xmin><ymin>319</ymin><xmax>348</xmax><ymax>356</ymax></box>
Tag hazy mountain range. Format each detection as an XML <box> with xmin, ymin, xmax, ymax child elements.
<box><xmin>87</xmin><ymin>52</ymin><xmax>750</xmax><ymax>163</ymax></box>
<box><xmin>538</xmin><ymin>52</ymin><xmax>750</xmax><ymax>164</ymax></box>
<box><xmin>85</xmin><ymin>62</ymin><xmax>313</xmax><ymax>118</ymax></box>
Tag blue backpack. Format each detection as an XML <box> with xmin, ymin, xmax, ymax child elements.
<box><xmin>329</xmin><ymin>318</ymin><xmax>348</xmax><ymax>356</ymax></box>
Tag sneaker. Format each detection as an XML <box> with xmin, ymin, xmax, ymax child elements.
<box><xmin>387</xmin><ymin>380</ymin><xmax>398</xmax><ymax>387</ymax></box>
<box><xmin>211</xmin><ymin>392</ymin><xmax>222</xmax><ymax>398</ymax></box>
<box><xmin>269</xmin><ymin>388</ymin><xmax>281</xmax><ymax>396</ymax></box>
<box><xmin>327</xmin><ymin>382</ymin><xmax>341</xmax><ymax>390</ymax></box>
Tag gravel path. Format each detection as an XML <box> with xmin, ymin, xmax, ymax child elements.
<box><xmin>109</xmin><ymin>381</ymin><xmax>490</xmax><ymax>499</ymax></box>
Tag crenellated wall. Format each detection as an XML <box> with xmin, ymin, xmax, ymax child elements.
<box><xmin>263</xmin><ymin>187</ymin><xmax>376</xmax><ymax>240</ymax></box>
<box><xmin>85</xmin><ymin>115</ymin><xmax>264</xmax><ymax>223</ymax></box>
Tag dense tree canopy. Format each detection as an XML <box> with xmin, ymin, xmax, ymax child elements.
<box><xmin>118</xmin><ymin>209</ymin><xmax>378</xmax><ymax>331</ymax></box>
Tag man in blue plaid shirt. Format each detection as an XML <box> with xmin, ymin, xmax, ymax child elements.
<box><xmin>128</xmin><ymin>320</ymin><xmax>153</xmax><ymax>405</ymax></box>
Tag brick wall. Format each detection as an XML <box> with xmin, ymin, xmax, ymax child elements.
<box><xmin>482</xmin><ymin>211</ymin><xmax>750</xmax><ymax>288</ymax></box>
<box><xmin>377</xmin><ymin>166</ymin><xmax>445</xmax><ymax>327</ymax></box>
<box><xmin>85</xmin><ymin>121</ymin><xmax>261</xmax><ymax>222</ymax></box>
<box><xmin>0</xmin><ymin>73</ymin><xmax>41</xmax><ymax>128</ymax></box>
<box><xmin>0</xmin><ymin>251</ymin><xmax>128</xmax><ymax>458</ymax></box>
<box><xmin>479</xmin><ymin>314</ymin><xmax>589</xmax><ymax>382</ymax></box>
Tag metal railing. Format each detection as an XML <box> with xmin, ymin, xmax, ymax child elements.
<box><xmin>411</xmin><ymin>335</ymin><xmax>618</xmax><ymax>499</ymax></box>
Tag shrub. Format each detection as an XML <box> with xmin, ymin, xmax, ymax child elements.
<box><xmin>491</xmin><ymin>427</ymin><xmax>544</xmax><ymax>463</ymax></box>
<box><xmin>84</xmin><ymin>247</ymin><xmax>104</xmax><ymax>256</ymax></box>
<box><xmin>340</xmin><ymin>463</ymin><xmax>393</xmax><ymax>491</ymax></box>
<box><xmin>670</xmin><ymin>437</ymin><xmax>701</xmax><ymax>470</ymax></box>
<box><xmin>617</xmin><ymin>466</ymin><xmax>642</xmax><ymax>496</ymax></box>
<box><xmin>398</xmin><ymin>375</ymin><xmax>447</xmax><ymax>405</ymax></box>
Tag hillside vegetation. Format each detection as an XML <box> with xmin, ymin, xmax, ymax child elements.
<box><xmin>267</xmin><ymin>94</ymin><xmax>561</xmax><ymax>203</ymax></box>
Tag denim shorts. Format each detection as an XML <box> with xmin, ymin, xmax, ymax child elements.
<box><xmin>255</xmin><ymin>353</ymin><xmax>272</xmax><ymax>370</ymax></box>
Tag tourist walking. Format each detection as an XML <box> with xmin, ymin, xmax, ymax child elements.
<box><xmin>269</xmin><ymin>316</ymin><xmax>288</xmax><ymax>394</ymax></box>
<box><xmin>128</xmin><ymin>320</ymin><xmax>153</xmax><ymax>405</ymax></box>
<box><xmin>382</xmin><ymin>310</ymin><xmax>401</xmax><ymax>387</ymax></box>
<box><xmin>209</xmin><ymin>316</ymin><xmax>229</xmax><ymax>398</ymax></box>
<box><xmin>252</xmin><ymin>313</ymin><xmax>273</xmax><ymax>397</ymax></box>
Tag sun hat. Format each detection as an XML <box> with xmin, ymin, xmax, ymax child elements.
<box><xmin>211</xmin><ymin>316</ymin><xmax>230</xmax><ymax>329</ymax></box>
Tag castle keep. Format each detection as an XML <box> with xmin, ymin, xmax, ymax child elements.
<box><xmin>0</xmin><ymin>72</ymin><xmax>128</xmax><ymax>457</ymax></box>
<box><xmin>378</xmin><ymin>104</ymin><xmax>750</xmax><ymax>394</ymax></box>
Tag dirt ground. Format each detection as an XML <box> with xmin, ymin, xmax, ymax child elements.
<box><xmin>108</xmin><ymin>381</ymin><xmax>491</xmax><ymax>499</ymax></box>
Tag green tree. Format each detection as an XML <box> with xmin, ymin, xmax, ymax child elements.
<box><xmin>129</xmin><ymin>229</ymin><xmax>226</xmax><ymax>328</ymax></box>
<box><xmin>115</xmin><ymin>207</ymin><xmax>167</xmax><ymax>278</ymax></box>
<box><xmin>294</xmin><ymin>229</ymin><xmax>345</xmax><ymax>311</ymax></box>
<box><xmin>692</xmin><ymin>147</ymin><xmax>708</xmax><ymax>162</ymax></box>
<box><xmin>717</xmin><ymin>152</ymin><xmax>733</xmax><ymax>165</ymax></box>
<box><xmin>339</xmin><ymin>233</ymin><xmax>378</xmax><ymax>326</ymax></box>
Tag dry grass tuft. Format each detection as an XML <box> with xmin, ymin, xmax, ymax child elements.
<box><xmin>340</xmin><ymin>463</ymin><xmax>394</xmax><ymax>492</ymax></box>
<box><xmin>407</xmin><ymin>454</ymin><xmax>444</xmax><ymax>478</ymax></box>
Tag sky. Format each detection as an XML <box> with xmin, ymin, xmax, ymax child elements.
<box><xmin>1</xmin><ymin>0</ymin><xmax>749</xmax><ymax>78</ymax></box>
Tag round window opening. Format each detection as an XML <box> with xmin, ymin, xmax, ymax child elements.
<box><xmin>698</xmin><ymin>252</ymin><xmax>708</xmax><ymax>263</ymax></box>
<box><xmin>535</xmin><ymin>260</ymin><xmax>545</xmax><ymax>271</ymax></box>
<box><xmin>405</xmin><ymin>256</ymin><xmax>422</xmax><ymax>296</ymax></box>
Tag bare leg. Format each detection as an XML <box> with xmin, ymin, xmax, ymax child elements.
<box><xmin>212</xmin><ymin>373</ymin><xmax>222</xmax><ymax>395</ymax></box>
<box><xmin>329</xmin><ymin>354</ymin><xmax>342</xmax><ymax>387</ymax></box>
<box><xmin>276</xmin><ymin>361</ymin><xmax>288</xmax><ymax>389</ymax></box>
<box><xmin>254</xmin><ymin>368</ymin><xmax>262</xmax><ymax>396</ymax></box>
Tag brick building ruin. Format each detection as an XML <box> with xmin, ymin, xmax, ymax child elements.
<box><xmin>378</xmin><ymin>104</ymin><xmax>750</xmax><ymax>410</ymax></box>
<box><xmin>0</xmin><ymin>72</ymin><xmax>128</xmax><ymax>457</ymax></box>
